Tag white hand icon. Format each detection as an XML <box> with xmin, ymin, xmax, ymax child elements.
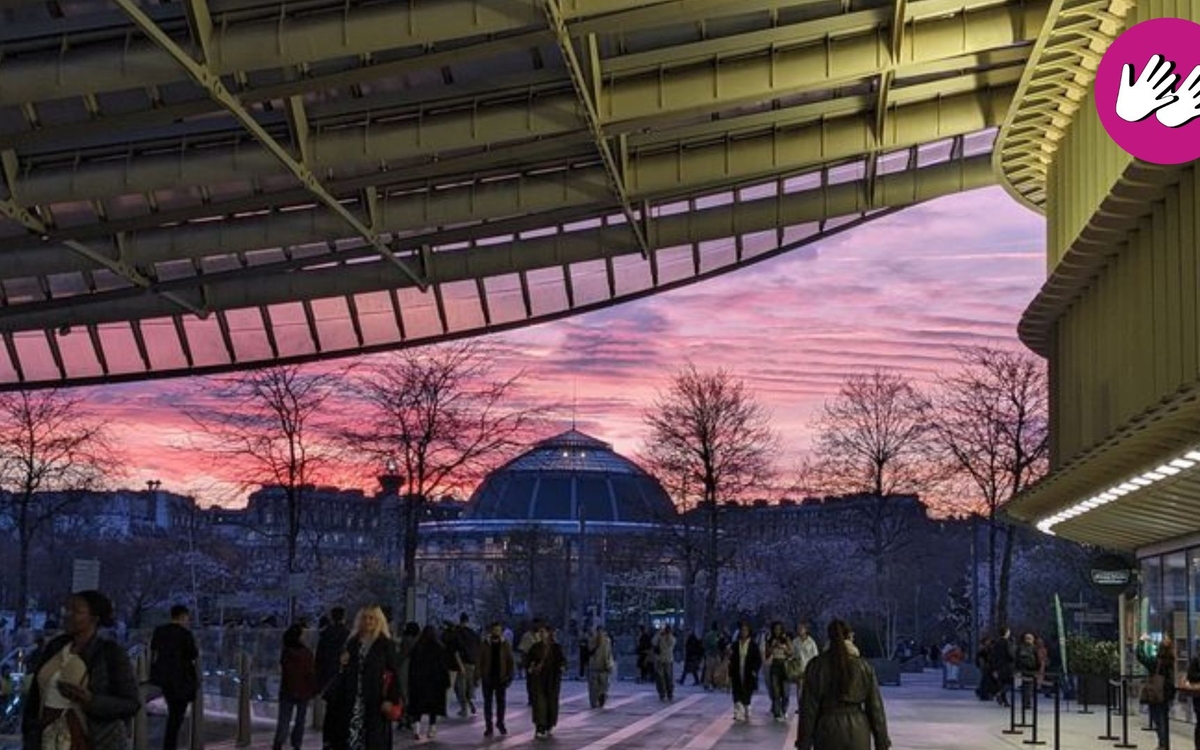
<box><xmin>1117</xmin><ymin>54</ymin><xmax>1179</xmax><ymax>122</ymax></box>
<box><xmin>1156</xmin><ymin>64</ymin><xmax>1200</xmax><ymax>128</ymax></box>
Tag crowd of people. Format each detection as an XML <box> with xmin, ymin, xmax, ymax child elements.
<box><xmin>11</xmin><ymin>592</ymin><xmax>902</xmax><ymax>750</ymax></box>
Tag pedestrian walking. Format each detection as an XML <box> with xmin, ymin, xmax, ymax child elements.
<box><xmin>526</xmin><ymin>625</ymin><xmax>566</xmax><ymax>739</ymax></box>
<box><xmin>149</xmin><ymin>604</ymin><xmax>199</xmax><ymax>750</ymax></box>
<box><xmin>586</xmin><ymin>626</ymin><xmax>615</xmax><ymax>709</ymax></box>
<box><xmin>331</xmin><ymin>606</ymin><xmax>400</xmax><ymax>750</ymax></box>
<box><xmin>453</xmin><ymin>613</ymin><xmax>479</xmax><ymax>717</ymax></box>
<box><xmin>652</xmin><ymin>625</ymin><xmax>677</xmax><ymax>702</ymax></box>
<box><xmin>791</xmin><ymin>622</ymin><xmax>819</xmax><ymax>716</ymax></box>
<box><xmin>394</xmin><ymin>623</ymin><xmax>420</xmax><ymax>731</ymax></box>
<box><xmin>765</xmin><ymin>621</ymin><xmax>794</xmax><ymax>721</ymax></box>
<box><xmin>795</xmin><ymin>620</ymin><xmax>889</xmax><ymax>750</ymax></box>
<box><xmin>988</xmin><ymin>629</ymin><xmax>1015</xmax><ymax>708</ymax></box>
<box><xmin>729</xmin><ymin>621</ymin><xmax>762</xmax><ymax>723</ymax></box>
<box><xmin>407</xmin><ymin>625</ymin><xmax>449</xmax><ymax>741</ymax></box>
<box><xmin>1185</xmin><ymin>648</ymin><xmax>1200</xmax><ymax>750</ymax></box>
<box><xmin>273</xmin><ymin>624</ymin><xmax>318</xmax><ymax>750</ymax></box>
<box><xmin>316</xmin><ymin>608</ymin><xmax>351</xmax><ymax>750</ymax></box>
<box><xmin>517</xmin><ymin>621</ymin><xmax>542</xmax><ymax>706</ymax></box>
<box><xmin>702</xmin><ymin>623</ymin><xmax>723</xmax><ymax>691</ymax></box>
<box><xmin>478</xmin><ymin>622</ymin><xmax>514</xmax><ymax>737</ymax></box>
<box><xmin>22</xmin><ymin>590</ymin><xmax>141</xmax><ymax>750</ymax></box>
<box><xmin>1015</xmin><ymin>632</ymin><xmax>1039</xmax><ymax>711</ymax></box>
<box><xmin>636</xmin><ymin>626</ymin><xmax>654</xmax><ymax>683</ymax></box>
<box><xmin>680</xmin><ymin>632</ymin><xmax>704</xmax><ymax>687</ymax></box>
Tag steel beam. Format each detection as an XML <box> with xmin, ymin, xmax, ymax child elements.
<box><xmin>108</xmin><ymin>0</ymin><xmax>427</xmax><ymax>291</ymax></box>
<box><xmin>545</xmin><ymin>0</ymin><xmax>649</xmax><ymax>257</ymax></box>
<box><xmin>0</xmin><ymin>154</ymin><xmax>993</xmax><ymax>331</ymax></box>
<box><xmin>0</xmin><ymin>87</ymin><xmax>1010</xmax><ymax>280</ymax></box>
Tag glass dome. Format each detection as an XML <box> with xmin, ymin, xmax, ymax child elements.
<box><xmin>464</xmin><ymin>430</ymin><xmax>676</xmax><ymax>523</ymax></box>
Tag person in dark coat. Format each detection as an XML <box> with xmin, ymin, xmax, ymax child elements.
<box><xmin>331</xmin><ymin>606</ymin><xmax>399</xmax><ymax>750</ymax></box>
<box><xmin>795</xmin><ymin>620</ymin><xmax>890</xmax><ymax>750</ymax></box>
<box><xmin>636</xmin><ymin>627</ymin><xmax>654</xmax><ymax>683</ymax></box>
<box><xmin>477</xmin><ymin>621</ymin><xmax>515</xmax><ymax>737</ymax></box>
<box><xmin>406</xmin><ymin>625</ymin><xmax>450</xmax><ymax>741</ymax></box>
<box><xmin>1136</xmin><ymin>635</ymin><xmax>1176</xmax><ymax>750</ymax></box>
<box><xmin>395</xmin><ymin>623</ymin><xmax>420</xmax><ymax>731</ymax></box>
<box><xmin>274</xmin><ymin>624</ymin><xmax>318</xmax><ymax>750</ymax></box>
<box><xmin>988</xmin><ymin>629</ymin><xmax>1015</xmax><ymax>707</ymax></box>
<box><xmin>526</xmin><ymin>624</ymin><xmax>566</xmax><ymax>738</ymax></box>
<box><xmin>729</xmin><ymin>621</ymin><xmax>762</xmax><ymax>723</ymax></box>
<box><xmin>22</xmin><ymin>590</ymin><xmax>141</xmax><ymax>750</ymax></box>
<box><xmin>316</xmin><ymin>608</ymin><xmax>350</xmax><ymax>750</ymax></box>
<box><xmin>680</xmin><ymin>633</ymin><xmax>704</xmax><ymax>686</ymax></box>
<box><xmin>1186</xmin><ymin>646</ymin><xmax>1200</xmax><ymax>750</ymax></box>
<box><xmin>150</xmin><ymin>604</ymin><xmax>198</xmax><ymax>750</ymax></box>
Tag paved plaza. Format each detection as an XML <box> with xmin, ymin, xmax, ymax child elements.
<box><xmin>185</xmin><ymin>671</ymin><xmax>1194</xmax><ymax>750</ymax></box>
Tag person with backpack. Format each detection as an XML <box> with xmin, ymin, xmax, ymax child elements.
<box><xmin>22</xmin><ymin>591</ymin><xmax>141</xmax><ymax>750</ymax></box>
<box><xmin>149</xmin><ymin>605</ymin><xmax>198</xmax><ymax>750</ymax></box>
<box><xmin>1014</xmin><ymin>632</ymin><xmax>1040</xmax><ymax>712</ymax></box>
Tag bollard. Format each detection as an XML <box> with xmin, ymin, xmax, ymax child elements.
<box><xmin>1023</xmin><ymin>677</ymin><xmax>1045</xmax><ymax>746</ymax></box>
<box><xmin>191</xmin><ymin>652</ymin><xmax>205</xmax><ymax>750</ymax></box>
<box><xmin>132</xmin><ymin>653</ymin><xmax>149</xmax><ymax>750</ymax></box>
<box><xmin>236</xmin><ymin>652</ymin><xmax>252</xmax><ymax>748</ymax></box>
<box><xmin>1114</xmin><ymin>677</ymin><xmax>1136</xmax><ymax>749</ymax></box>
<box><xmin>1098</xmin><ymin>679</ymin><xmax>1118</xmax><ymax>741</ymax></box>
<box><xmin>1019</xmin><ymin>676</ymin><xmax>1031</xmax><ymax>728</ymax></box>
<box><xmin>1004</xmin><ymin>676</ymin><xmax>1024</xmax><ymax>735</ymax></box>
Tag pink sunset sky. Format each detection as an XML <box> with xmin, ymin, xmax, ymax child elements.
<box><xmin>81</xmin><ymin>186</ymin><xmax>1046</xmax><ymax>506</ymax></box>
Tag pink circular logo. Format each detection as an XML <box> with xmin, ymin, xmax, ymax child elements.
<box><xmin>1095</xmin><ymin>17</ymin><xmax>1200</xmax><ymax>165</ymax></box>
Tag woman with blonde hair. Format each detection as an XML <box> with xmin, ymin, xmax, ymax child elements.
<box><xmin>330</xmin><ymin>606</ymin><xmax>400</xmax><ymax>750</ymax></box>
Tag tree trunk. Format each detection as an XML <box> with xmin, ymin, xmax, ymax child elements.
<box><xmin>988</xmin><ymin>506</ymin><xmax>998</xmax><ymax>630</ymax></box>
<box><xmin>17</xmin><ymin>510</ymin><xmax>30</xmax><ymax>629</ymax></box>
<box><xmin>703</xmin><ymin>498</ymin><xmax>719</xmax><ymax>628</ymax></box>
<box><xmin>401</xmin><ymin>494</ymin><xmax>423</xmax><ymax>618</ymax></box>
<box><xmin>997</xmin><ymin>523</ymin><xmax>1016</xmax><ymax>629</ymax></box>
<box><xmin>287</xmin><ymin>488</ymin><xmax>300</xmax><ymax>621</ymax></box>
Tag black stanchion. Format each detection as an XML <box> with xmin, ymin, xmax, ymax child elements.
<box><xmin>1024</xmin><ymin>677</ymin><xmax>1046</xmax><ymax>746</ymax></box>
<box><xmin>1020</xmin><ymin>676</ymin><xmax>1031</xmax><ymax>728</ymax></box>
<box><xmin>1114</xmin><ymin>677</ymin><xmax>1137</xmax><ymax>749</ymax></box>
<box><xmin>1098</xmin><ymin>679</ymin><xmax>1118</xmax><ymax>741</ymax></box>
<box><xmin>1004</xmin><ymin>677</ymin><xmax>1024</xmax><ymax>736</ymax></box>
<box><xmin>1078</xmin><ymin>675</ymin><xmax>1094</xmax><ymax>715</ymax></box>
<box><xmin>1053</xmin><ymin>676</ymin><xmax>1062</xmax><ymax>750</ymax></box>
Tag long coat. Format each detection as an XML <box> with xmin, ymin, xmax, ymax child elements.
<box><xmin>729</xmin><ymin>637</ymin><xmax>763</xmax><ymax>700</ymax></box>
<box><xmin>335</xmin><ymin>636</ymin><xmax>400</xmax><ymax>750</ymax></box>
<box><xmin>149</xmin><ymin>623</ymin><xmax>198</xmax><ymax>702</ymax></box>
<box><xmin>23</xmin><ymin>634</ymin><xmax>142</xmax><ymax>750</ymax></box>
<box><xmin>796</xmin><ymin>651</ymin><xmax>890</xmax><ymax>750</ymax></box>
<box><xmin>526</xmin><ymin>641</ymin><xmax>566</xmax><ymax>730</ymax></box>
<box><xmin>406</xmin><ymin>637</ymin><xmax>450</xmax><ymax>718</ymax></box>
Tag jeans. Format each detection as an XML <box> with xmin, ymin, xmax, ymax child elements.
<box><xmin>163</xmin><ymin>698</ymin><xmax>190</xmax><ymax>750</ymax></box>
<box><xmin>482</xmin><ymin>682</ymin><xmax>507</xmax><ymax>729</ymax></box>
<box><xmin>655</xmin><ymin>662</ymin><xmax>674</xmax><ymax>700</ymax></box>
<box><xmin>768</xmin><ymin>661</ymin><xmax>790</xmax><ymax>718</ymax></box>
<box><xmin>1149</xmin><ymin>701</ymin><xmax>1169</xmax><ymax>749</ymax></box>
<box><xmin>273</xmin><ymin>698</ymin><xmax>308</xmax><ymax>750</ymax></box>
<box><xmin>455</xmin><ymin>665</ymin><xmax>477</xmax><ymax>712</ymax></box>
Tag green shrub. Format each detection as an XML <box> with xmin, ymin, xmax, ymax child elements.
<box><xmin>1066</xmin><ymin>634</ymin><xmax>1119</xmax><ymax>676</ymax></box>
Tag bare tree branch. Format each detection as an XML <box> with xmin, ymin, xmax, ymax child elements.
<box><xmin>0</xmin><ymin>390</ymin><xmax>118</xmax><ymax>625</ymax></box>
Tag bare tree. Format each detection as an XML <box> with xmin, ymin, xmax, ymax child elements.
<box><xmin>641</xmin><ymin>364</ymin><xmax>777</xmax><ymax>628</ymax></box>
<box><xmin>344</xmin><ymin>342</ymin><xmax>543</xmax><ymax>613</ymax></box>
<box><xmin>809</xmin><ymin>369</ymin><xmax>937</xmax><ymax>654</ymax></box>
<box><xmin>0</xmin><ymin>390</ymin><xmax>116</xmax><ymax>626</ymax></box>
<box><xmin>185</xmin><ymin>365</ymin><xmax>344</xmax><ymax>617</ymax></box>
<box><xmin>933</xmin><ymin>346</ymin><xmax>1048</xmax><ymax>630</ymax></box>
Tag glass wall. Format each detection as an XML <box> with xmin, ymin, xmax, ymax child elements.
<box><xmin>1139</xmin><ymin>546</ymin><xmax>1200</xmax><ymax>724</ymax></box>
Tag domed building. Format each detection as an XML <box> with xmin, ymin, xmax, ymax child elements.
<box><xmin>465</xmin><ymin>430</ymin><xmax>676</xmax><ymax>524</ymax></box>
<box><xmin>418</xmin><ymin>429</ymin><xmax>681</xmax><ymax>627</ymax></box>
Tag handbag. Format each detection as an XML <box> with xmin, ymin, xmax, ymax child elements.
<box><xmin>784</xmin><ymin>656</ymin><xmax>806</xmax><ymax>682</ymax></box>
<box><xmin>381</xmin><ymin>670</ymin><xmax>404</xmax><ymax>722</ymax></box>
<box><xmin>1140</xmin><ymin>673</ymin><xmax>1166</xmax><ymax>705</ymax></box>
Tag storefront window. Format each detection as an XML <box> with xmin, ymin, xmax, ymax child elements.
<box><xmin>1165</xmin><ymin>551</ymin><xmax>1189</xmax><ymax>674</ymax></box>
<box><xmin>1143</xmin><ymin>554</ymin><xmax>1163</xmax><ymax>639</ymax></box>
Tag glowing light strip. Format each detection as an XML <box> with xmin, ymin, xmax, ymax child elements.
<box><xmin>1034</xmin><ymin>452</ymin><xmax>1199</xmax><ymax>536</ymax></box>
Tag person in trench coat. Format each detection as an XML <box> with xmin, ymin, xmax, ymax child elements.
<box><xmin>795</xmin><ymin>620</ymin><xmax>890</xmax><ymax>750</ymax></box>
